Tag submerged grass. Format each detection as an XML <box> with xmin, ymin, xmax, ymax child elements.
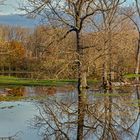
<box><xmin>94</xmin><ymin>93</ymin><xmax>130</xmax><ymax>97</ymax></box>
<box><xmin>0</xmin><ymin>93</ymin><xmax>48</xmax><ymax>102</ymax></box>
<box><xmin>0</xmin><ymin>96</ymin><xmax>47</xmax><ymax>102</ymax></box>
<box><xmin>0</xmin><ymin>95</ymin><xmax>24</xmax><ymax>101</ymax></box>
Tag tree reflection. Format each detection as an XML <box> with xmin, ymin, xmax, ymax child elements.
<box><xmin>77</xmin><ymin>89</ymin><xmax>88</xmax><ymax>140</ymax></box>
<box><xmin>135</xmin><ymin>85</ymin><xmax>140</xmax><ymax>140</ymax></box>
<box><xmin>0</xmin><ymin>131</ymin><xmax>23</xmax><ymax>140</ymax></box>
<box><xmin>32</xmin><ymin>87</ymin><xmax>140</xmax><ymax>140</ymax></box>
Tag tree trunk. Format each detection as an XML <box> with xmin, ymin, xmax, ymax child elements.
<box><xmin>102</xmin><ymin>63</ymin><xmax>108</xmax><ymax>89</ymax></box>
<box><xmin>108</xmin><ymin>29</ymin><xmax>112</xmax><ymax>89</ymax></box>
<box><xmin>8</xmin><ymin>64</ymin><xmax>11</xmax><ymax>77</ymax></box>
<box><xmin>135</xmin><ymin>38</ymin><xmax>140</xmax><ymax>83</ymax></box>
<box><xmin>76</xmin><ymin>31</ymin><xmax>88</xmax><ymax>89</ymax></box>
<box><xmin>77</xmin><ymin>89</ymin><xmax>87</xmax><ymax>140</ymax></box>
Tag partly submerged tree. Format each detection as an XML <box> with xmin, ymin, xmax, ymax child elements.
<box><xmin>21</xmin><ymin>0</ymin><xmax>126</xmax><ymax>89</ymax></box>
<box><xmin>18</xmin><ymin>0</ymin><xmax>108</xmax><ymax>88</ymax></box>
<box><xmin>133</xmin><ymin>0</ymin><xmax>140</xmax><ymax>82</ymax></box>
<box><xmin>122</xmin><ymin>0</ymin><xmax>140</xmax><ymax>82</ymax></box>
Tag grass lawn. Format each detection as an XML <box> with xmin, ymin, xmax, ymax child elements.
<box><xmin>0</xmin><ymin>76</ymin><xmax>99</xmax><ymax>86</ymax></box>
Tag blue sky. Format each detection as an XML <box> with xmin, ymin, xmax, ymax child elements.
<box><xmin>0</xmin><ymin>0</ymin><xmax>40</xmax><ymax>27</ymax></box>
<box><xmin>0</xmin><ymin>0</ymin><xmax>134</xmax><ymax>15</ymax></box>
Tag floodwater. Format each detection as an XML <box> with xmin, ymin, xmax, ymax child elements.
<box><xmin>0</xmin><ymin>85</ymin><xmax>140</xmax><ymax>140</ymax></box>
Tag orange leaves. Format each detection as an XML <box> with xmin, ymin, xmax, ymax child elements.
<box><xmin>0</xmin><ymin>40</ymin><xmax>25</xmax><ymax>58</ymax></box>
<box><xmin>0</xmin><ymin>40</ymin><xmax>26</xmax><ymax>67</ymax></box>
<box><xmin>8</xmin><ymin>41</ymin><xmax>26</xmax><ymax>60</ymax></box>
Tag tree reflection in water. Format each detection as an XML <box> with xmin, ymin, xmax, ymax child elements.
<box><xmin>32</xmin><ymin>86</ymin><xmax>140</xmax><ymax>140</ymax></box>
<box><xmin>0</xmin><ymin>131</ymin><xmax>23</xmax><ymax>140</ymax></box>
<box><xmin>135</xmin><ymin>86</ymin><xmax>140</xmax><ymax>140</ymax></box>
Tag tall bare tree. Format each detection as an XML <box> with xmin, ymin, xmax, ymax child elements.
<box><xmin>86</xmin><ymin>0</ymin><xmax>127</xmax><ymax>88</ymax></box>
<box><xmin>134</xmin><ymin>0</ymin><xmax>140</xmax><ymax>82</ymax></box>
<box><xmin>122</xmin><ymin>0</ymin><xmax>140</xmax><ymax>83</ymax></box>
<box><xmin>21</xmin><ymin>0</ymin><xmax>126</xmax><ymax>89</ymax></box>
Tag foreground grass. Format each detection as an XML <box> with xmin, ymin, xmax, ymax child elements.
<box><xmin>0</xmin><ymin>76</ymin><xmax>98</xmax><ymax>86</ymax></box>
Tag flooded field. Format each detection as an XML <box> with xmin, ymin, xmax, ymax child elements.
<box><xmin>0</xmin><ymin>85</ymin><xmax>140</xmax><ymax>140</ymax></box>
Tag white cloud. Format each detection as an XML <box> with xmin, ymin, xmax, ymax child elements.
<box><xmin>0</xmin><ymin>0</ymin><xmax>24</xmax><ymax>15</ymax></box>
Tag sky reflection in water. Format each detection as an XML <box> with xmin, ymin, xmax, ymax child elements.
<box><xmin>0</xmin><ymin>86</ymin><xmax>140</xmax><ymax>140</ymax></box>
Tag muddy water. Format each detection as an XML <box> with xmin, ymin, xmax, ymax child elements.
<box><xmin>0</xmin><ymin>86</ymin><xmax>140</xmax><ymax>140</ymax></box>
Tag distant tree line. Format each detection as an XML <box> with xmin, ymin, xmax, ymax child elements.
<box><xmin>0</xmin><ymin>21</ymin><xmax>137</xmax><ymax>81</ymax></box>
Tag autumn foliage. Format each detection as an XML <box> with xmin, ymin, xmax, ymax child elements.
<box><xmin>0</xmin><ymin>39</ymin><xmax>26</xmax><ymax>71</ymax></box>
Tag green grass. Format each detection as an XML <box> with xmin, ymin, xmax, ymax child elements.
<box><xmin>0</xmin><ymin>76</ymin><xmax>77</xmax><ymax>86</ymax></box>
<box><xmin>88</xmin><ymin>79</ymin><xmax>99</xmax><ymax>84</ymax></box>
<box><xmin>123</xmin><ymin>73</ymin><xmax>140</xmax><ymax>79</ymax></box>
<box><xmin>0</xmin><ymin>76</ymin><xmax>99</xmax><ymax>86</ymax></box>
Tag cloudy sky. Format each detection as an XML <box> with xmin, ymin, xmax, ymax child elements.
<box><xmin>0</xmin><ymin>0</ymin><xmax>39</xmax><ymax>27</ymax></box>
<box><xmin>0</xmin><ymin>0</ymin><xmax>134</xmax><ymax>15</ymax></box>
<box><xmin>0</xmin><ymin>0</ymin><xmax>24</xmax><ymax>15</ymax></box>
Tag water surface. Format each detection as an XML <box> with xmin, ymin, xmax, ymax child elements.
<box><xmin>0</xmin><ymin>85</ymin><xmax>140</xmax><ymax>140</ymax></box>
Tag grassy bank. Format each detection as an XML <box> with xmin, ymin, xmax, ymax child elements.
<box><xmin>0</xmin><ymin>76</ymin><xmax>98</xmax><ymax>86</ymax></box>
<box><xmin>0</xmin><ymin>76</ymin><xmax>77</xmax><ymax>86</ymax></box>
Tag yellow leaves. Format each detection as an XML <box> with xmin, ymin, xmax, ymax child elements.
<box><xmin>0</xmin><ymin>40</ymin><xmax>26</xmax><ymax>65</ymax></box>
<box><xmin>8</xmin><ymin>41</ymin><xmax>26</xmax><ymax>59</ymax></box>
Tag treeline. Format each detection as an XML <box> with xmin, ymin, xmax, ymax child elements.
<box><xmin>0</xmin><ymin>21</ymin><xmax>137</xmax><ymax>80</ymax></box>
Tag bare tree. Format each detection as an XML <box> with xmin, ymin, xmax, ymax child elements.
<box><xmin>88</xmin><ymin>0</ymin><xmax>129</xmax><ymax>89</ymax></box>
<box><xmin>20</xmin><ymin>0</ymin><xmax>127</xmax><ymax>89</ymax></box>
<box><xmin>122</xmin><ymin>1</ymin><xmax>140</xmax><ymax>83</ymax></box>
<box><xmin>134</xmin><ymin>0</ymin><xmax>140</xmax><ymax>82</ymax></box>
